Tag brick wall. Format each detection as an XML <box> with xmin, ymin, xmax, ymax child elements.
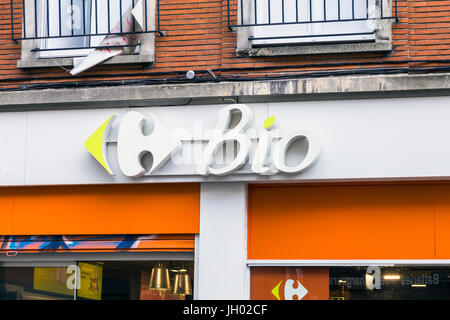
<box><xmin>0</xmin><ymin>0</ymin><xmax>449</xmax><ymax>90</ymax></box>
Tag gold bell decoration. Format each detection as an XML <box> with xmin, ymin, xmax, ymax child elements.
<box><xmin>149</xmin><ymin>263</ymin><xmax>171</xmax><ymax>291</ymax></box>
<box><xmin>173</xmin><ymin>269</ymin><xmax>192</xmax><ymax>295</ymax></box>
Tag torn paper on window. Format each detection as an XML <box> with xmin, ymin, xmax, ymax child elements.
<box><xmin>70</xmin><ymin>0</ymin><xmax>144</xmax><ymax>75</ymax></box>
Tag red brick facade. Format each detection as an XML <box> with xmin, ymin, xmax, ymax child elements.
<box><xmin>0</xmin><ymin>0</ymin><xmax>448</xmax><ymax>90</ymax></box>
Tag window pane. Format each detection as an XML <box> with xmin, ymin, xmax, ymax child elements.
<box><xmin>0</xmin><ymin>260</ymin><xmax>194</xmax><ymax>300</ymax></box>
<box><xmin>42</xmin><ymin>0</ymin><xmax>92</xmax><ymax>57</ymax></box>
<box><xmin>250</xmin><ymin>266</ymin><xmax>450</xmax><ymax>300</ymax></box>
<box><xmin>0</xmin><ymin>267</ymin><xmax>75</xmax><ymax>300</ymax></box>
<box><xmin>251</xmin><ymin>0</ymin><xmax>377</xmax><ymax>46</ymax></box>
<box><xmin>93</xmin><ymin>261</ymin><xmax>194</xmax><ymax>300</ymax></box>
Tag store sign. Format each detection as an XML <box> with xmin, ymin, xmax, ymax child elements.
<box><xmin>33</xmin><ymin>263</ymin><xmax>102</xmax><ymax>300</ymax></box>
<box><xmin>85</xmin><ymin>104</ymin><xmax>321</xmax><ymax>178</ymax></box>
<box><xmin>271</xmin><ymin>279</ymin><xmax>309</xmax><ymax>300</ymax></box>
<box><xmin>33</xmin><ymin>267</ymin><xmax>73</xmax><ymax>297</ymax></box>
<box><xmin>250</xmin><ymin>267</ymin><xmax>329</xmax><ymax>300</ymax></box>
<box><xmin>76</xmin><ymin>262</ymin><xmax>103</xmax><ymax>300</ymax></box>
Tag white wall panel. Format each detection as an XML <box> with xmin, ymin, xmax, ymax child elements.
<box><xmin>197</xmin><ymin>182</ymin><xmax>248</xmax><ymax>299</ymax></box>
<box><xmin>0</xmin><ymin>113</ymin><xmax>27</xmax><ymax>186</ymax></box>
<box><xmin>25</xmin><ymin>108</ymin><xmax>127</xmax><ymax>185</ymax></box>
<box><xmin>0</xmin><ymin>96</ymin><xmax>449</xmax><ymax>185</ymax></box>
<box><xmin>267</xmin><ymin>96</ymin><xmax>450</xmax><ymax>181</ymax></box>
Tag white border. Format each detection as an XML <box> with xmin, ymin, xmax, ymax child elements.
<box><xmin>247</xmin><ymin>260</ymin><xmax>450</xmax><ymax>266</ymax></box>
<box><xmin>0</xmin><ymin>251</ymin><xmax>194</xmax><ymax>262</ymax></box>
<box><xmin>194</xmin><ymin>234</ymin><xmax>199</xmax><ymax>300</ymax></box>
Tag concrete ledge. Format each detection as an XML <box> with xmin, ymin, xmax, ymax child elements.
<box><xmin>17</xmin><ymin>54</ymin><xmax>154</xmax><ymax>69</ymax></box>
<box><xmin>2</xmin><ymin>73</ymin><xmax>450</xmax><ymax>109</ymax></box>
<box><xmin>237</xmin><ymin>41</ymin><xmax>392</xmax><ymax>57</ymax></box>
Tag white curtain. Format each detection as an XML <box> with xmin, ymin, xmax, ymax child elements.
<box><xmin>70</xmin><ymin>0</ymin><xmax>144</xmax><ymax>75</ymax></box>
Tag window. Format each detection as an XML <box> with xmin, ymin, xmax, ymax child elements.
<box><xmin>0</xmin><ymin>261</ymin><xmax>194</xmax><ymax>300</ymax></box>
<box><xmin>41</xmin><ymin>0</ymin><xmax>93</xmax><ymax>57</ymax></box>
<box><xmin>250</xmin><ymin>265</ymin><xmax>450</xmax><ymax>300</ymax></box>
<box><xmin>252</xmin><ymin>0</ymin><xmax>377</xmax><ymax>46</ymax></box>
<box><xmin>40</xmin><ymin>0</ymin><xmax>142</xmax><ymax>58</ymax></box>
<box><xmin>15</xmin><ymin>0</ymin><xmax>160</xmax><ymax>68</ymax></box>
<box><xmin>233</xmin><ymin>0</ymin><xmax>396</xmax><ymax>56</ymax></box>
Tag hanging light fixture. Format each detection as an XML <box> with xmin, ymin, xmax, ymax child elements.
<box><xmin>173</xmin><ymin>270</ymin><xmax>192</xmax><ymax>295</ymax></box>
<box><xmin>149</xmin><ymin>263</ymin><xmax>171</xmax><ymax>291</ymax></box>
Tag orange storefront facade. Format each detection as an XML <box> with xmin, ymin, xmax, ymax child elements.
<box><xmin>248</xmin><ymin>183</ymin><xmax>450</xmax><ymax>300</ymax></box>
<box><xmin>2</xmin><ymin>96</ymin><xmax>450</xmax><ymax>300</ymax></box>
<box><xmin>4</xmin><ymin>180</ymin><xmax>450</xmax><ymax>300</ymax></box>
<box><xmin>2</xmin><ymin>0</ymin><xmax>450</xmax><ymax>302</ymax></box>
<box><xmin>0</xmin><ymin>0</ymin><xmax>450</xmax><ymax>300</ymax></box>
<box><xmin>0</xmin><ymin>184</ymin><xmax>200</xmax><ymax>300</ymax></box>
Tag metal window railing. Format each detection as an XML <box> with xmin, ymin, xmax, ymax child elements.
<box><xmin>10</xmin><ymin>0</ymin><xmax>164</xmax><ymax>52</ymax></box>
<box><xmin>227</xmin><ymin>0</ymin><xmax>398</xmax><ymax>32</ymax></box>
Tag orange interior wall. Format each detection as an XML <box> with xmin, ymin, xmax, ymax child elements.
<box><xmin>248</xmin><ymin>183</ymin><xmax>450</xmax><ymax>260</ymax></box>
<box><xmin>0</xmin><ymin>183</ymin><xmax>200</xmax><ymax>235</ymax></box>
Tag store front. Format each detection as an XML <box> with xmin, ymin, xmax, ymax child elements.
<box><xmin>0</xmin><ymin>259</ymin><xmax>195</xmax><ymax>300</ymax></box>
<box><xmin>248</xmin><ymin>183</ymin><xmax>450</xmax><ymax>300</ymax></box>
<box><xmin>251</xmin><ymin>265</ymin><xmax>450</xmax><ymax>300</ymax></box>
<box><xmin>0</xmin><ymin>184</ymin><xmax>199</xmax><ymax>300</ymax></box>
<box><xmin>2</xmin><ymin>95</ymin><xmax>450</xmax><ymax>300</ymax></box>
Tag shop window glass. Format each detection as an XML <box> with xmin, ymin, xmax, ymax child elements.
<box><xmin>0</xmin><ymin>261</ymin><xmax>194</xmax><ymax>300</ymax></box>
<box><xmin>250</xmin><ymin>266</ymin><xmax>450</xmax><ymax>300</ymax></box>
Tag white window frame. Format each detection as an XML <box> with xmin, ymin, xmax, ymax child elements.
<box><xmin>0</xmin><ymin>251</ymin><xmax>194</xmax><ymax>263</ymax></box>
<box><xmin>247</xmin><ymin>260</ymin><xmax>450</xmax><ymax>267</ymax></box>
<box><xmin>18</xmin><ymin>0</ymin><xmax>156</xmax><ymax>69</ymax></box>
<box><xmin>251</xmin><ymin>0</ymin><xmax>377</xmax><ymax>46</ymax></box>
<box><xmin>236</xmin><ymin>0</ymin><xmax>394</xmax><ymax>56</ymax></box>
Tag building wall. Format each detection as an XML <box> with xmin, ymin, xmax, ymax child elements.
<box><xmin>0</xmin><ymin>0</ymin><xmax>448</xmax><ymax>90</ymax></box>
<box><xmin>1</xmin><ymin>0</ymin><xmax>450</xmax><ymax>301</ymax></box>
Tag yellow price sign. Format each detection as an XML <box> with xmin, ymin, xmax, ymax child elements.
<box><xmin>33</xmin><ymin>267</ymin><xmax>73</xmax><ymax>297</ymax></box>
<box><xmin>77</xmin><ymin>262</ymin><xmax>103</xmax><ymax>300</ymax></box>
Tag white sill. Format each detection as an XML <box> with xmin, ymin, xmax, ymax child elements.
<box><xmin>17</xmin><ymin>54</ymin><xmax>154</xmax><ymax>69</ymax></box>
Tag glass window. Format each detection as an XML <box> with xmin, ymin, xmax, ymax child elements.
<box><xmin>40</xmin><ymin>0</ymin><xmax>139</xmax><ymax>57</ymax></box>
<box><xmin>41</xmin><ymin>0</ymin><xmax>93</xmax><ymax>57</ymax></box>
<box><xmin>249</xmin><ymin>0</ymin><xmax>378</xmax><ymax>46</ymax></box>
<box><xmin>0</xmin><ymin>261</ymin><xmax>194</xmax><ymax>300</ymax></box>
<box><xmin>250</xmin><ymin>266</ymin><xmax>450</xmax><ymax>300</ymax></box>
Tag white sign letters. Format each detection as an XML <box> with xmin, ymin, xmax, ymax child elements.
<box><xmin>117</xmin><ymin>111</ymin><xmax>181</xmax><ymax>178</ymax></box>
<box><xmin>85</xmin><ymin>104</ymin><xmax>321</xmax><ymax>179</ymax></box>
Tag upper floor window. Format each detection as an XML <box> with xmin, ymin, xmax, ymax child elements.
<box><xmin>11</xmin><ymin>0</ymin><xmax>162</xmax><ymax>71</ymax></box>
<box><xmin>231</xmin><ymin>0</ymin><xmax>397</xmax><ymax>56</ymax></box>
<box><xmin>41</xmin><ymin>0</ymin><xmax>93</xmax><ymax>57</ymax></box>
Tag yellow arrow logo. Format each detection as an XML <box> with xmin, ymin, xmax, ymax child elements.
<box><xmin>271</xmin><ymin>280</ymin><xmax>283</xmax><ymax>300</ymax></box>
<box><xmin>84</xmin><ymin>114</ymin><xmax>117</xmax><ymax>175</ymax></box>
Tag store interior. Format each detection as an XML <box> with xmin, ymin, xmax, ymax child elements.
<box><xmin>0</xmin><ymin>260</ymin><xmax>194</xmax><ymax>300</ymax></box>
<box><xmin>330</xmin><ymin>266</ymin><xmax>450</xmax><ymax>300</ymax></box>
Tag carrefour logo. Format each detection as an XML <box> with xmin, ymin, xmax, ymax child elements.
<box><xmin>272</xmin><ymin>279</ymin><xmax>308</xmax><ymax>300</ymax></box>
<box><xmin>84</xmin><ymin>104</ymin><xmax>321</xmax><ymax>178</ymax></box>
